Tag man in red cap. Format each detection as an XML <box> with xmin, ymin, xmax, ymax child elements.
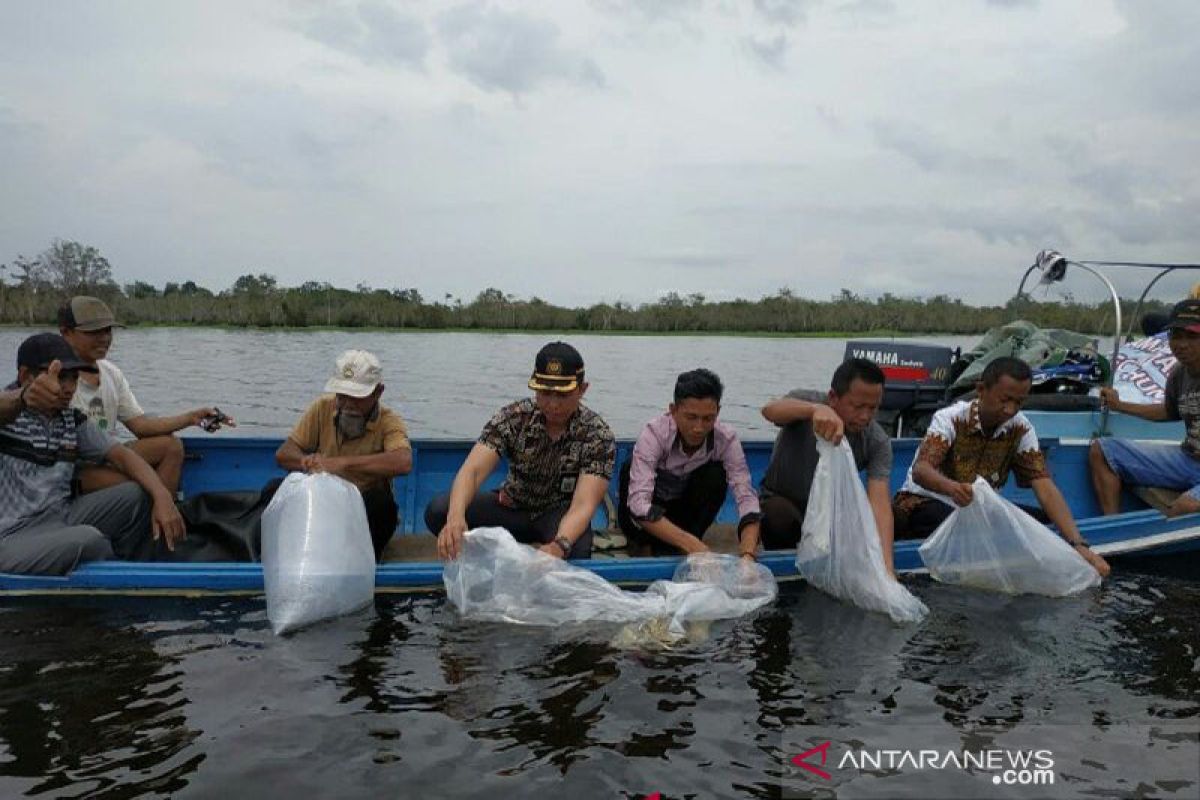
<box><xmin>427</xmin><ymin>341</ymin><xmax>616</xmax><ymax>560</ymax></box>
<box><xmin>1091</xmin><ymin>298</ymin><xmax>1200</xmax><ymax>517</ymax></box>
<box><xmin>0</xmin><ymin>333</ymin><xmax>185</xmax><ymax>574</ymax></box>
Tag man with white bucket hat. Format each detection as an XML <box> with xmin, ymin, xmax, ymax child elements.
<box><xmin>275</xmin><ymin>350</ymin><xmax>413</xmax><ymax>559</ymax></box>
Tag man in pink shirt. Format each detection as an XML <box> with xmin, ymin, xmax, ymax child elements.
<box><xmin>617</xmin><ymin>368</ymin><xmax>762</xmax><ymax>559</ymax></box>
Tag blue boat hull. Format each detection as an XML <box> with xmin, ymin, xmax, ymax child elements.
<box><xmin>2</xmin><ymin>432</ymin><xmax>1198</xmax><ymax>595</ymax></box>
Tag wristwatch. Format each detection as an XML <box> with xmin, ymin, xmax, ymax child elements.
<box><xmin>553</xmin><ymin>536</ymin><xmax>572</xmax><ymax>557</ymax></box>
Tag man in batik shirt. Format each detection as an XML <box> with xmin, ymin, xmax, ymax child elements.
<box><xmin>892</xmin><ymin>357</ymin><xmax>1109</xmax><ymax>577</ymax></box>
<box><xmin>427</xmin><ymin>341</ymin><xmax>616</xmax><ymax>561</ymax></box>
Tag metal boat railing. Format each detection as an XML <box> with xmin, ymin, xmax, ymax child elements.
<box><xmin>1014</xmin><ymin>251</ymin><xmax>1200</xmax><ymax>435</ymax></box>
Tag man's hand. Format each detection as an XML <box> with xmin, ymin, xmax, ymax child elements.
<box><xmin>1076</xmin><ymin>544</ymin><xmax>1111</xmax><ymax>578</ymax></box>
<box><xmin>537</xmin><ymin>542</ymin><xmax>566</xmax><ymax>559</ymax></box>
<box><xmin>151</xmin><ymin>497</ymin><xmax>186</xmax><ymax>551</ymax></box>
<box><xmin>811</xmin><ymin>405</ymin><xmax>845</xmax><ymax>444</ymax></box>
<box><xmin>1098</xmin><ymin>387</ymin><xmax>1121</xmax><ymax>413</ymax></box>
<box><xmin>300</xmin><ymin>454</ymin><xmax>332</xmax><ymax>473</ymax></box>
<box><xmin>947</xmin><ymin>481</ymin><xmax>974</xmax><ymax>507</ymax></box>
<box><xmin>437</xmin><ymin>516</ymin><xmax>469</xmax><ymax>560</ymax></box>
<box><xmin>188</xmin><ymin>407</ymin><xmax>237</xmax><ymax>430</ymax></box>
<box><xmin>23</xmin><ymin>360</ymin><xmax>65</xmax><ymax>414</ymax></box>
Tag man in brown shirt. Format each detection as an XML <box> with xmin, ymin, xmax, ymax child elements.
<box><xmin>275</xmin><ymin>350</ymin><xmax>413</xmax><ymax>559</ymax></box>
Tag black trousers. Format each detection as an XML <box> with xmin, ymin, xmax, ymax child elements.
<box><xmin>262</xmin><ymin>477</ymin><xmax>398</xmax><ymax>560</ymax></box>
<box><xmin>759</xmin><ymin>494</ymin><xmax>807</xmax><ymax>551</ymax></box>
<box><xmin>616</xmin><ymin>460</ymin><xmax>727</xmax><ymax>556</ymax></box>
<box><xmin>894</xmin><ymin>496</ymin><xmax>1050</xmax><ymax>540</ymax></box>
<box><xmin>423</xmin><ymin>491</ymin><xmax>594</xmax><ymax>559</ymax></box>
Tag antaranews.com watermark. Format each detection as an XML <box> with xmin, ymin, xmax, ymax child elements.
<box><xmin>782</xmin><ymin>723</ymin><xmax>1199</xmax><ymax>798</ymax></box>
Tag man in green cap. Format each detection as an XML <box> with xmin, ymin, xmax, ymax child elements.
<box><xmin>58</xmin><ymin>295</ymin><xmax>234</xmax><ymax>496</ymax></box>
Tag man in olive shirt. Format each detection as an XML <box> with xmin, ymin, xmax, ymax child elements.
<box><xmin>759</xmin><ymin>358</ymin><xmax>896</xmax><ymax>573</ymax></box>
<box><xmin>275</xmin><ymin>350</ymin><xmax>413</xmax><ymax>559</ymax></box>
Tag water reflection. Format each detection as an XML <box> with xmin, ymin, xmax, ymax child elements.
<box><xmin>0</xmin><ymin>574</ymin><xmax>1197</xmax><ymax>798</ymax></box>
<box><xmin>0</xmin><ymin>602</ymin><xmax>202</xmax><ymax>798</ymax></box>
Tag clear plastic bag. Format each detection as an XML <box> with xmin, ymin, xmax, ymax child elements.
<box><xmin>917</xmin><ymin>477</ymin><xmax>1101</xmax><ymax>596</ymax></box>
<box><xmin>444</xmin><ymin>527</ymin><xmax>777</xmax><ymax>642</ymax></box>
<box><xmin>798</xmin><ymin>438</ymin><xmax>928</xmax><ymax>623</ymax></box>
<box><xmin>261</xmin><ymin>473</ymin><xmax>377</xmax><ymax>635</ymax></box>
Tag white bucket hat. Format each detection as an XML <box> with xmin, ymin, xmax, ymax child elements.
<box><xmin>324</xmin><ymin>350</ymin><xmax>383</xmax><ymax>398</ymax></box>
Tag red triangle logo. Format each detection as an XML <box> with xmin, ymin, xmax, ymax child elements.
<box><xmin>792</xmin><ymin>741</ymin><xmax>833</xmax><ymax>780</ymax></box>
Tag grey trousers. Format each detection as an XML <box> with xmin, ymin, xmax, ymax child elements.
<box><xmin>0</xmin><ymin>483</ymin><xmax>155</xmax><ymax>575</ymax></box>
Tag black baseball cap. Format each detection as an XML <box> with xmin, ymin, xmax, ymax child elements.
<box><xmin>1167</xmin><ymin>299</ymin><xmax>1200</xmax><ymax>333</ymax></box>
<box><xmin>528</xmin><ymin>341</ymin><xmax>585</xmax><ymax>392</ymax></box>
<box><xmin>16</xmin><ymin>333</ymin><xmax>98</xmax><ymax>374</ymax></box>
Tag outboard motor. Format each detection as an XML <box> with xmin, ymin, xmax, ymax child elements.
<box><xmin>844</xmin><ymin>340</ymin><xmax>957</xmax><ymax>437</ymax></box>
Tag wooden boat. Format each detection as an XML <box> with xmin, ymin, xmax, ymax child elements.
<box><xmin>2</xmin><ymin>432</ymin><xmax>1197</xmax><ymax>595</ymax></box>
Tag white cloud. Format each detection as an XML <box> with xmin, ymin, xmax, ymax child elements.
<box><xmin>0</xmin><ymin>0</ymin><xmax>1197</xmax><ymax>308</ymax></box>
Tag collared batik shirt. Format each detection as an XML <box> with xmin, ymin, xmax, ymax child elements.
<box><xmin>479</xmin><ymin>398</ymin><xmax>616</xmax><ymax>513</ymax></box>
<box><xmin>894</xmin><ymin>399</ymin><xmax>1049</xmax><ymax>517</ymax></box>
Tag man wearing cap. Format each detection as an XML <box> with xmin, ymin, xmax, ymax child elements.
<box><xmin>59</xmin><ymin>295</ymin><xmax>234</xmax><ymax>496</ymax></box>
<box><xmin>274</xmin><ymin>350</ymin><xmax>413</xmax><ymax>559</ymax></box>
<box><xmin>0</xmin><ymin>333</ymin><xmax>186</xmax><ymax>574</ymax></box>
<box><xmin>427</xmin><ymin>341</ymin><xmax>616</xmax><ymax>561</ymax></box>
<box><xmin>1091</xmin><ymin>298</ymin><xmax>1200</xmax><ymax>517</ymax></box>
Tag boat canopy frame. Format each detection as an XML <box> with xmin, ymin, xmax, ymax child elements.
<box><xmin>1014</xmin><ymin>254</ymin><xmax>1200</xmax><ymax>436</ymax></box>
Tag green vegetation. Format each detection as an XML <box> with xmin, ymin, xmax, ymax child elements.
<box><xmin>1</xmin><ymin>239</ymin><xmax>1167</xmax><ymax>336</ymax></box>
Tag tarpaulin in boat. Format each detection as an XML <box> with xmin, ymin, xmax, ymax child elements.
<box><xmin>951</xmin><ymin>320</ymin><xmax>1106</xmax><ymax>394</ymax></box>
<box><xmin>167</xmin><ymin>489</ymin><xmax>270</xmax><ymax>562</ymax></box>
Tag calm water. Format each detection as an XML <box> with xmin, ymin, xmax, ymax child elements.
<box><xmin>1</xmin><ymin>327</ymin><xmax>1196</xmax><ymax>798</ymax></box>
<box><xmin>0</xmin><ymin>326</ymin><xmax>968</xmax><ymax>438</ymax></box>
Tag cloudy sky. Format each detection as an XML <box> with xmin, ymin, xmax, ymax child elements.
<box><xmin>1</xmin><ymin>0</ymin><xmax>1198</xmax><ymax>307</ymax></box>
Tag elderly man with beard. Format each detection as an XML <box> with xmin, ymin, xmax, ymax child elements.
<box><xmin>275</xmin><ymin>350</ymin><xmax>413</xmax><ymax>559</ymax></box>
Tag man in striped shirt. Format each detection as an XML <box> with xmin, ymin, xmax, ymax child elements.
<box><xmin>0</xmin><ymin>333</ymin><xmax>185</xmax><ymax>574</ymax></box>
<box><xmin>428</xmin><ymin>342</ymin><xmax>616</xmax><ymax>561</ymax></box>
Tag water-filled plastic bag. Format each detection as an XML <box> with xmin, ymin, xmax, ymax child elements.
<box><xmin>918</xmin><ymin>478</ymin><xmax>1101</xmax><ymax>596</ymax></box>
<box><xmin>262</xmin><ymin>473</ymin><xmax>376</xmax><ymax>634</ymax></box>
<box><xmin>444</xmin><ymin>527</ymin><xmax>777</xmax><ymax>643</ymax></box>
<box><xmin>798</xmin><ymin>438</ymin><xmax>928</xmax><ymax>623</ymax></box>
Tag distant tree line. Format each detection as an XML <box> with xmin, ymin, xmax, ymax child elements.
<box><xmin>0</xmin><ymin>239</ymin><xmax>1169</xmax><ymax>336</ymax></box>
